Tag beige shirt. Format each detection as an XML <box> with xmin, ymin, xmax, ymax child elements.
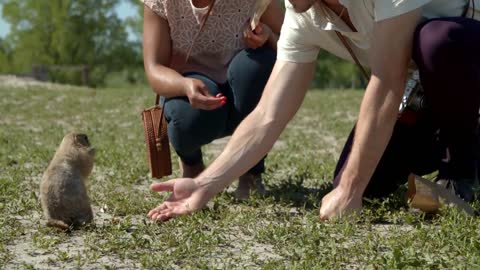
<box><xmin>278</xmin><ymin>0</ymin><xmax>480</xmax><ymax>66</ymax></box>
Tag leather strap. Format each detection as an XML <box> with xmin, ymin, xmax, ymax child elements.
<box><xmin>334</xmin><ymin>30</ymin><xmax>369</xmax><ymax>81</ymax></box>
<box><xmin>185</xmin><ymin>0</ymin><xmax>216</xmax><ymax>62</ymax></box>
<box><xmin>154</xmin><ymin>94</ymin><xmax>166</xmax><ymax>141</ymax></box>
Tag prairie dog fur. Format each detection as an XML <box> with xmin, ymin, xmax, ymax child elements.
<box><xmin>40</xmin><ymin>132</ymin><xmax>95</xmax><ymax>230</ymax></box>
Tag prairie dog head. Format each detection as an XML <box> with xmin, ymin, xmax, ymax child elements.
<box><xmin>57</xmin><ymin>132</ymin><xmax>95</xmax><ymax>179</ymax></box>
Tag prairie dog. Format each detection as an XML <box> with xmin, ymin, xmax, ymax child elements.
<box><xmin>40</xmin><ymin>132</ymin><xmax>95</xmax><ymax>230</ymax></box>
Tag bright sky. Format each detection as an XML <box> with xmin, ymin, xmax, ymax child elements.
<box><xmin>0</xmin><ymin>5</ymin><xmax>10</xmax><ymax>38</ymax></box>
<box><xmin>0</xmin><ymin>2</ymin><xmax>138</xmax><ymax>38</ymax></box>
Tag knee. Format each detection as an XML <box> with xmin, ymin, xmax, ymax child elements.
<box><xmin>413</xmin><ymin>19</ymin><xmax>466</xmax><ymax>66</ymax></box>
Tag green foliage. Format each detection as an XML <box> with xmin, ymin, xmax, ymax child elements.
<box><xmin>2</xmin><ymin>0</ymin><xmax>141</xmax><ymax>86</ymax></box>
<box><xmin>313</xmin><ymin>50</ymin><xmax>368</xmax><ymax>89</ymax></box>
<box><xmin>0</xmin><ymin>37</ymin><xmax>13</xmax><ymax>73</ymax></box>
<box><xmin>125</xmin><ymin>0</ymin><xmax>144</xmax><ymax>42</ymax></box>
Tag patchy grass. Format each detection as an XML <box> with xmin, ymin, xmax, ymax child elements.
<box><xmin>1</xmin><ymin>83</ymin><xmax>479</xmax><ymax>269</ymax></box>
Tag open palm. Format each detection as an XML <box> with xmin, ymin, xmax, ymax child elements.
<box><xmin>147</xmin><ymin>178</ymin><xmax>209</xmax><ymax>221</ymax></box>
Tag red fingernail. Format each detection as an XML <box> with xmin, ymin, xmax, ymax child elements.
<box><xmin>221</xmin><ymin>101</ymin><xmax>226</xmax><ymax>105</ymax></box>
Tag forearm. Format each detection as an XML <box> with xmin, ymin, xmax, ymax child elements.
<box><xmin>194</xmin><ymin>61</ymin><xmax>315</xmax><ymax>197</ymax></box>
<box><xmin>145</xmin><ymin>64</ymin><xmax>188</xmax><ymax>98</ymax></box>
<box><xmin>339</xmin><ymin>10</ymin><xmax>420</xmax><ymax>195</ymax></box>
<box><xmin>340</xmin><ymin>77</ymin><xmax>403</xmax><ymax>193</ymax></box>
<box><xmin>196</xmin><ymin>108</ymin><xmax>285</xmax><ymax>195</ymax></box>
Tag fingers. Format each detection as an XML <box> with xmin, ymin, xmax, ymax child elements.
<box><xmin>151</xmin><ymin>209</ymin><xmax>177</xmax><ymax>222</ymax></box>
<box><xmin>186</xmin><ymin>79</ymin><xmax>227</xmax><ymax>110</ymax></box>
<box><xmin>190</xmin><ymin>84</ymin><xmax>227</xmax><ymax>110</ymax></box>
<box><xmin>147</xmin><ymin>203</ymin><xmax>168</xmax><ymax>218</ymax></box>
<box><xmin>248</xmin><ymin>33</ymin><xmax>266</xmax><ymax>45</ymax></box>
<box><xmin>243</xmin><ymin>24</ymin><xmax>267</xmax><ymax>49</ymax></box>
<box><xmin>253</xmin><ymin>23</ymin><xmax>263</xmax><ymax>35</ymax></box>
<box><xmin>150</xmin><ymin>179</ymin><xmax>176</xmax><ymax>192</ymax></box>
<box><xmin>148</xmin><ymin>202</ymin><xmax>189</xmax><ymax>221</ymax></box>
<box><xmin>192</xmin><ymin>94</ymin><xmax>226</xmax><ymax>110</ymax></box>
<box><xmin>216</xmin><ymin>93</ymin><xmax>227</xmax><ymax>106</ymax></box>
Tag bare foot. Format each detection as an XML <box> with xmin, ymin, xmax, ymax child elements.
<box><xmin>148</xmin><ymin>178</ymin><xmax>213</xmax><ymax>221</ymax></box>
<box><xmin>234</xmin><ymin>173</ymin><xmax>266</xmax><ymax>200</ymax></box>
<box><xmin>180</xmin><ymin>160</ymin><xmax>205</xmax><ymax>178</ymax></box>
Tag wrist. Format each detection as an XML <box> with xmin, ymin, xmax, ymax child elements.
<box><xmin>180</xmin><ymin>77</ymin><xmax>191</xmax><ymax>96</ymax></box>
<box><xmin>337</xmin><ymin>169</ymin><xmax>367</xmax><ymax>196</ymax></box>
<box><xmin>194</xmin><ymin>176</ymin><xmax>223</xmax><ymax>198</ymax></box>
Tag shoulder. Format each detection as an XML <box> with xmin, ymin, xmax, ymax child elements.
<box><xmin>142</xmin><ymin>0</ymin><xmax>168</xmax><ymax>19</ymax></box>
<box><xmin>282</xmin><ymin>1</ymin><xmax>318</xmax><ymax>29</ymax></box>
<box><xmin>277</xmin><ymin>2</ymin><xmax>325</xmax><ymax>63</ymax></box>
<box><xmin>370</xmin><ymin>0</ymin><xmax>431</xmax><ymax>21</ymax></box>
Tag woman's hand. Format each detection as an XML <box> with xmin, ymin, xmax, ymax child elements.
<box><xmin>243</xmin><ymin>22</ymin><xmax>271</xmax><ymax>49</ymax></box>
<box><xmin>183</xmin><ymin>78</ymin><xmax>226</xmax><ymax>110</ymax></box>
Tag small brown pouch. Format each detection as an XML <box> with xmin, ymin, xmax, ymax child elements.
<box><xmin>406</xmin><ymin>174</ymin><xmax>475</xmax><ymax>216</ymax></box>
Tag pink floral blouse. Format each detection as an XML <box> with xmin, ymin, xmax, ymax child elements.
<box><xmin>143</xmin><ymin>0</ymin><xmax>256</xmax><ymax>83</ymax></box>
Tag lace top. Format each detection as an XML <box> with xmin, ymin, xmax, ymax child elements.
<box><xmin>143</xmin><ymin>0</ymin><xmax>256</xmax><ymax>83</ymax></box>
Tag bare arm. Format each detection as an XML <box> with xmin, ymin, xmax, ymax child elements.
<box><xmin>143</xmin><ymin>6</ymin><xmax>186</xmax><ymax>98</ymax></box>
<box><xmin>261</xmin><ymin>0</ymin><xmax>284</xmax><ymax>50</ymax></box>
<box><xmin>320</xmin><ymin>9</ymin><xmax>423</xmax><ymax>219</ymax></box>
<box><xmin>148</xmin><ymin>60</ymin><xmax>315</xmax><ymax>220</ymax></box>
<box><xmin>196</xmin><ymin>60</ymin><xmax>315</xmax><ymax>194</ymax></box>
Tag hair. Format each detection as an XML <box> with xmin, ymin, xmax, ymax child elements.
<box><xmin>185</xmin><ymin>0</ymin><xmax>217</xmax><ymax>62</ymax></box>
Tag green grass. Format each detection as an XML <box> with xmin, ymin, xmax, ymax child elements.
<box><xmin>1</xmin><ymin>84</ymin><xmax>479</xmax><ymax>269</ymax></box>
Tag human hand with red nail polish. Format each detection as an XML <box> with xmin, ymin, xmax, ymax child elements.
<box><xmin>216</xmin><ymin>93</ymin><xmax>227</xmax><ymax>106</ymax></box>
<box><xmin>182</xmin><ymin>78</ymin><xmax>226</xmax><ymax>110</ymax></box>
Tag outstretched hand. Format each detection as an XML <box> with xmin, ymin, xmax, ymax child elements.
<box><xmin>148</xmin><ymin>178</ymin><xmax>211</xmax><ymax>221</ymax></box>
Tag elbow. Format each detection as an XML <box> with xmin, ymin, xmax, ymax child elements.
<box><xmin>253</xmin><ymin>105</ymin><xmax>290</xmax><ymax>134</ymax></box>
<box><xmin>143</xmin><ymin>59</ymin><xmax>158</xmax><ymax>84</ymax></box>
<box><xmin>143</xmin><ymin>61</ymin><xmax>166</xmax><ymax>95</ymax></box>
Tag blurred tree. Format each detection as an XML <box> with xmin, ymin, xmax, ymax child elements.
<box><xmin>125</xmin><ymin>0</ymin><xmax>143</xmax><ymax>42</ymax></box>
<box><xmin>0</xmin><ymin>37</ymin><xmax>13</xmax><ymax>73</ymax></box>
<box><xmin>313</xmin><ymin>50</ymin><xmax>367</xmax><ymax>89</ymax></box>
<box><xmin>2</xmin><ymin>0</ymin><xmax>140</xmax><ymax>86</ymax></box>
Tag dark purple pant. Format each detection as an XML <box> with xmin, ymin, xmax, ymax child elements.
<box><xmin>334</xmin><ymin>17</ymin><xmax>480</xmax><ymax>198</ymax></box>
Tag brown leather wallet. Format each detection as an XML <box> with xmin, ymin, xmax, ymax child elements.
<box><xmin>141</xmin><ymin>95</ymin><xmax>172</xmax><ymax>178</ymax></box>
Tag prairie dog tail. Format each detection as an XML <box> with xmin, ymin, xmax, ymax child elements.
<box><xmin>47</xmin><ymin>219</ymin><xmax>70</xmax><ymax>230</ymax></box>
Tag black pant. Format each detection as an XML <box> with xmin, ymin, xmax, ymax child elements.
<box><xmin>334</xmin><ymin>120</ymin><xmax>444</xmax><ymax>198</ymax></box>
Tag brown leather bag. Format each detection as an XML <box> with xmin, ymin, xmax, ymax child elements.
<box><xmin>141</xmin><ymin>95</ymin><xmax>172</xmax><ymax>178</ymax></box>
